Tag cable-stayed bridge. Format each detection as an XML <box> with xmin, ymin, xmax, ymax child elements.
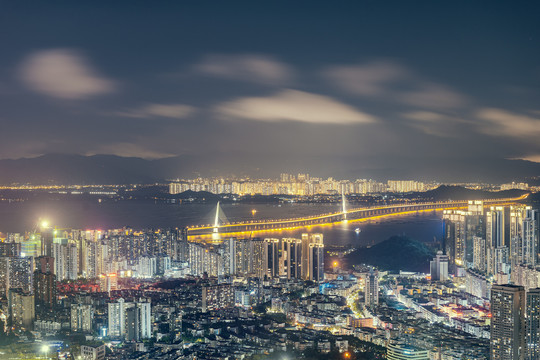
<box><xmin>186</xmin><ymin>194</ymin><xmax>527</xmax><ymax>238</ymax></box>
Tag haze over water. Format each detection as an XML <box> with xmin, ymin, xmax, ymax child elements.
<box><xmin>0</xmin><ymin>199</ymin><xmax>444</xmax><ymax>247</ymax></box>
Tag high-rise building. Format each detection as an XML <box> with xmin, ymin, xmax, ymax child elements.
<box><xmin>0</xmin><ymin>256</ymin><xmax>33</xmax><ymax>296</ymax></box>
<box><xmin>40</xmin><ymin>228</ymin><xmax>54</xmax><ymax>257</ymax></box>
<box><xmin>365</xmin><ymin>269</ymin><xmax>379</xmax><ymax>306</ymax></box>
<box><xmin>264</xmin><ymin>238</ymin><xmax>279</xmax><ymax>278</ymax></box>
<box><xmin>108</xmin><ymin>298</ymin><xmax>126</xmax><ymax>338</ymax></box>
<box><xmin>0</xmin><ymin>242</ymin><xmax>21</xmax><ymax>257</ymax></box>
<box><xmin>235</xmin><ymin>239</ymin><xmax>251</xmax><ymax>276</ymax></box>
<box><xmin>490</xmin><ymin>284</ymin><xmax>526</xmax><ymax>360</ymax></box>
<box><xmin>8</xmin><ymin>288</ymin><xmax>35</xmax><ymax>330</ymax></box>
<box><xmin>283</xmin><ymin>238</ymin><xmax>302</xmax><ymax>279</ymax></box>
<box><xmin>71</xmin><ymin>303</ymin><xmax>94</xmax><ymax>333</ymax></box>
<box><xmin>21</xmin><ymin>234</ymin><xmax>41</xmax><ymax>258</ymax></box>
<box><xmin>136</xmin><ymin>302</ymin><xmax>151</xmax><ymax>340</ymax></box>
<box><xmin>137</xmin><ymin>256</ymin><xmax>157</xmax><ymax>278</ymax></box>
<box><xmin>301</xmin><ymin>233</ymin><xmax>323</xmax><ymax>280</ymax></box>
<box><xmin>66</xmin><ymin>242</ymin><xmax>79</xmax><ymax>280</ymax></box>
<box><xmin>99</xmin><ymin>273</ymin><xmax>118</xmax><ymax>294</ymax></box>
<box><xmin>156</xmin><ymin>255</ymin><xmax>171</xmax><ymax>275</ymax></box>
<box><xmin>430</xmin><ymin>251</ymin><xmax>449</xmax><ymax>281</ymax></box>
<box><xmin>125</xmin><ymin>306</ymin><xmax>140</xmax><ymax>341</ymax></box>
<box><xmin>510</xmin><ymin>206</ymin><xmax>538</xmax><ymax>268</ymax></box>
<box><xmin>527</xmin><ymin>288</ymin><xmax>540</xmax><ymax>360</ymax></box>
<box><xmin>473</xmin><ymin>236</ymin><xmax>487</xmax><ymax>272</ymax></box>
<box><xmin>309</xmin><ymin>243</ymin><xmax>324</xmax><ymax>282</ymax></box>
<box><xmin>35</xmin><ymin>256</ymin><xmax>54</xmax><ymax>274</ymax></box>
<box><xmin>251</xmin><ymin>239</ymin><xmax>266</xmax><ymax>278</ymax></box>
<box><xmin>34</xmin><ymin>271</ymin><xmax>56</xmax><ymax>312</ymax></box>
<box><xmin>108</xmin><ymin>298</ymin><xmax>151</xmax><ymax>340</ymax></box>
<box><xmin>442</xmin><ymin>204</ymin><xmax>485</xmax><ymax>272</ymax></box>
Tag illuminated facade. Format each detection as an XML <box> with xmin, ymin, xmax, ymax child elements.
<box><xmin>527</xmin><ymin>288</ymin><xmax>540</xmax><ymax>360</ymax></box>
<box><xmin>387</xmin><ymin>343</ymin><xmax>429</xmax><ymax>360</ymax></box>
<box><xmin>490</xmin><ymin>284</ymin><xmax>526</xmax><ymax>360</ymax></box>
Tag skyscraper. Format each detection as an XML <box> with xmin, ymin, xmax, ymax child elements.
<box><xmin>251</xmin><ymin>239</ymin><xmax>266</xmax><ymax>278</ymax></box>
<box><xmin>34</xmin><ymin>271</ymin><xmax>56</xmax><ymax>312</ymax></box>
<box><xmin>487</xmin><ymin>207</ymin><xmax>511</xmax><ymax>276</ymax></box>
<box><xmin>309</xmin><ymin>243</ymin><xmax>324</xmax><ymax>282</ymax></box>
<box><xmin>264</xmin><ymin>238</ymin><xmax>279</xmax><ymax>278</ymax></box>
<box><xmin>442</xmin><ymin>210</ymin><xmax>467</xmax><ymax>268</ymax></box>
<box><xmin>301</xmin><ymin>233</ymin><xmax>323</xmax><ymax>280</ymax></box>
<box><xmin>108</xmin><ymin>298</ymin><xmax>126</xmax><ymax>338</ymax></box>
<box><xmin>473</xmin><ymin>236</ymin><xmax>487</xmax><ymax>272</ymax></box>
<box><xmin>490</xmin><ymin>284</ymin><xmax>526</xmax><ymax>360</ymax></box>
<box><xmin>283</xmin><ymin>238</ymin><xmax>302</xmax><ymax>279</ymax></box>
<box><xmin>365</xmin><ymin>269</ymin><xmax>379</xmax><ymax>307</ymax></box>
<box><xmin>510</xmin><ymin>206</ymin><xmax>538</xmax><ymax>268</ymax></box>
<box><xmin>0</xmin><ymin>256</ymin><xmax>33</xmax><ymax>296</ymax></box>
<box><xmin>527</xmin><ymin>288</ymin><xmax>540</xmax><ymax>360</ymax></box>
<box><xmin>8</xmin><ymin>288</ymin><xmax>35</xmax><ymax>330</ymax></box>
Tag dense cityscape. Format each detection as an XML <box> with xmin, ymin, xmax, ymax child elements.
<box><xmin>0</xmin><ymin>192</ymin><xmax>538</xmax><ymax>359</ymax></box>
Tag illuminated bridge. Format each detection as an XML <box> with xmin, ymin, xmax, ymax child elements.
<box><xmin>185</xmin><ymin>194</ymin><xmax>527</xmax><ymax>238</ymax></box>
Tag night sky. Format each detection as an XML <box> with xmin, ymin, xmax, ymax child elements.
<box><xmin>1</xmin><ymin>1</ymin><xmax>540</xmax><ymax>178</ymax></box>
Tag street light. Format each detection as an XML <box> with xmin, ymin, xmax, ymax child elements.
<box><xmin>41</xmin><ymin>344</ymin><xmax>50</xmax><ymax>359</ymax></box>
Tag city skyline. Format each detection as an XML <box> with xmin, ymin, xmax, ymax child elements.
<box><xmin>1</xmin><ymin>2</ymin><xmax>540</xmax><ymax>182</ymax></box>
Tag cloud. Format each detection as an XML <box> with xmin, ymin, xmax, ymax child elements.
<box><xmin>324</xmin><ymin>61</ymin><xmax>407</xmax><ymax>96</ymax></box>
<box><xmin>194</xmin><ymin>54</ymin><xmax>293</xmax><ymax>85</ymax></box>
<box><xmin>403</xmin><ymin>111</ymin><xmax>467</xmax><ymax>137</ymax></box>
<box><xmin>85</xmin><ymin>143</ymin><xmax>174</xmax><ymax>159</ymax></box>
<box><xmin>519</xmin><ymin>154</ymin><xmax>540</xmax><ymax>163</ymax></box>
<box><xmin>215</xmin><ymin>89</ymin><xmax>375</xmax><ymax>124</ymax></box>
<box><xmin>19</xmin><ymin>49</ymin><xmax>115</xmax><ymax>99</ymax></box>
<box><xmin>116</xmin><ymin>103</ymin><xmax>196</xmax><ymax>119</ymax></box>
<box><xmin>324</xmin><ymin>60</ymin><xmax>468</xmax><ymax>109</ymax></box>
<box><xmin>398</xmin><ymin>83</ymin><xmax>468</xmax><ymax>109</ymax></box>
<box><xmin>477</xmin><ymin>108</ymin><xmax>540</xmax><ymax>137</ymax></box>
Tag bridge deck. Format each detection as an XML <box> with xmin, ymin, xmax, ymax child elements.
<box><xmin>185</xmin><ymin>195</ymin><xmax>526</xmax><ymax>236</ymax></box>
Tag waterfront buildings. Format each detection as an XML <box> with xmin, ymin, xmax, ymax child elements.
<box><xmin>169</xmin><ymin>175</ymin><xmax>430</xmax><ymax>196</ymax></box>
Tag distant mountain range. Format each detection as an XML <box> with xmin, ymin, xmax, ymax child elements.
<box><xmin>0</xmin><ymin>153</ymin><xmax>539</xmax><ymax>184</ymax></box>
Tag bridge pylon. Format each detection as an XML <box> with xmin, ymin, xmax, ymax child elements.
<box><xmin>213</xmin><ymin>201</ymin><xmax>220</xmax><ymax>233</ymax></box>
<box><xmin>341</xmin><ymin>188</ymin><xmax>347</xmax><ymax>220</ymax></box>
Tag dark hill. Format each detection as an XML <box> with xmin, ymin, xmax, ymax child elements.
<box><xmin>411</xmin><ymin>185</ymin><xmax>527</xmax><ymax>201</ymax></box>
<box><xmin>345</xmin><ymin>235</ymin><xmax>434</xmax><ymax>273</ymax></box>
